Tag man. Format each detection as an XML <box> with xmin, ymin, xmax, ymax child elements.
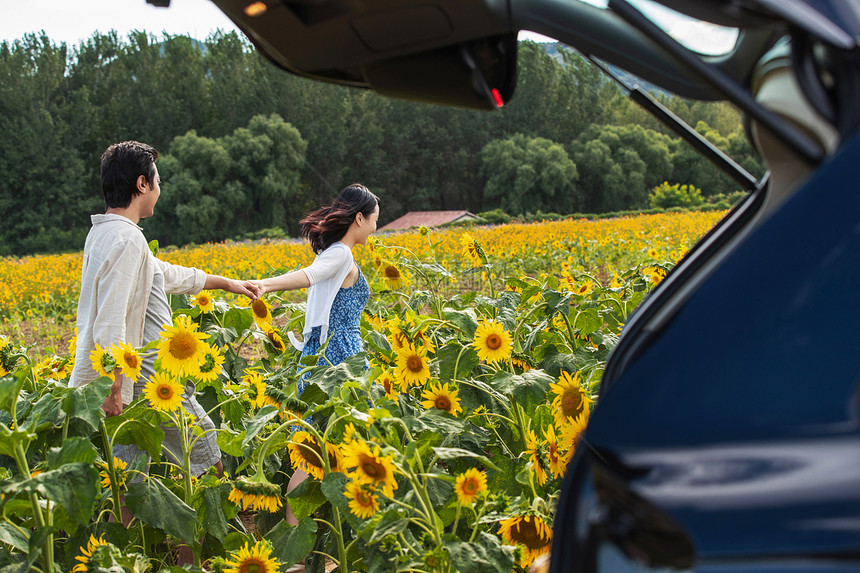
<box><xmin>69</xmin><ymin>140</ymin><xmax>260</xmax><ymax>534</ymax></box>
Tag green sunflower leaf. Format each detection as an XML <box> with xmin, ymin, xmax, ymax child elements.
<box><xmin>61</xmin><ymin>376</ymin><xmax>111</xmax><ymax>431</ymax></box>
<box><xmin>444</xmin><ymin>532</ymin><xmax>515</xmax><ymax>573</ymax></box>
<box><xmin>432</xmin><ymin>447</ymin><xmax>500</xmax><ymax>472</ymax></box>
<box><xmin>124</xmin><ymin>479</ymin><xmax>196</xmax><ymax>544</ymax></box>
<box><xmin>28</xmin><ymin>463</ymin><xmax>99</xmax><ymax>525</ymax></box>
<box><xmin>46</xmin><ymin>436</ymin><xmax>99</xmax><ymax>469</ymax></box>
<box><xmin>103</xmin><ymin>403</ymin><xmax>164</xmax><ymax>460</ymax></box>
<box><xmin>265</xmin><ymin>517</ymin><xmax>318</xmax><ymax>569</ymax></box>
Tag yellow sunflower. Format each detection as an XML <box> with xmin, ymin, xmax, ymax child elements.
<box><xmin>380</xmin><ymin>261</ymin><xmax>409</xmax><ymax>290</ymax></box>
<box><xmin>454</xmin><ymin>468</ymin><xmax>487</xmax><ymax>505</ymax></box>
<box><xmin>265</xmin><ymin>327</ymin><xmax>286</xmax><ymax>353</ymax></box>
<box><xmin>143</xmin><ymin>372</ymin><xmax>184</xmax><ymax>412</ymax></box>
<box><xmin>473</xmin><ymin>320</ymin><xmax>513</xmax><ymax>363</ymax></box>
<box><xmin>559</xmin><ymin>410</ymin><xmax>590</xmax><ymax>467</ymax></box>
<box><xmin>511</xmin><ymin>357</ymin><xmax>532</xmax><ymax>371</ymax></box>
<box><xmin>420</xmin><ymin>382</ymin><xmax>463</xmax><ymax>416</ymax></box>
<box><xmin>413</xmin><ymin>327</ymin><xmax>436</xmax><ymax>353</ymax></box>
<box><xmin>224</xmin><ymin>540</ymin><xmax>281</xmax><ymax>573</ymax></box>
<box><xmin>89</xmin><ymin>343</ymin><xmax>115</xmax><ymax>381</ymax></box>
<box><xmin>111</xmin><ymin>342</ymin><xmax>142</xmax><ymax>382</ymax></box>
<box><xmin>376</xmin><ymin>370</ymin><xmax>399</xmax><ymax>402</ymax></box>
<box><xmin>67</xmin><ymin>330</ymin><xmax>77</xmax><ymax>357</ymax></box>
<box><xmin>574</xmin><ymin>281</ymin><xmax>593</xmax><ymax>297</ymax></box>
<box><xmin>344</xmin><ymin>479</ymin><xmax>380</xmax><ymax>519</ymax></box>
<box><xmin>460</xmin><ymin>233</ymin><xmax>485</xmax><ymax>267</ymax></box>
<box><xmin>195</xmin><ymin>343</ymin><xmax>225</xmax><ymax>383</ymax></box>
<box><xmin>229</xmin><ymin>475</ymin><xmax>282</xmax><ymax>513</ymax></box>
<box><xmin>72</xmin><ymin>534</ymin><xmax>109</xmax><ymax>572</ymax></box>
<box><xmin>191</xmin><ymin>290</ymin><xmax>215</xmax><ymax>313</ymax></box>
<box><xmin>250</xmin><ymin>298</ymin><xmax>273</xmax><ymax>328</ymax></box>
<box><xmin>394</xmin><ymin>343</ymin><xmax>430</xmax><ymax>389</ymax></box>
<box><xmin>156</xmin><ymin>315</ymin><xmax>207</xmax><ymax>376</ymax></box>
<box><xmin>342</xmin><ymin>439</ymin><xmax>398</xmax><ymax>497</ymax></box>
<box><xmin>525</xmin><ymin>429</ymin><xmax>547</xmax><ymax>486</ymax></box>
<box><xmin>242</xmin><ymin>370</ymin><xmax>276</xmax><ymax>409</ymax></box>
<box><xmin>387</xmin><ymin>318</ymin><xmax>409</xmax><ymax>350</ymax></box>
<box><xmin>549</xmin><ymin>371</ymin><xmax>593</xmax><ymax>428</ymax></box>
<box><xmin>288</xmin><ymin>431</ymin><xmax>341</xmax><ymax>481</ymax></box>
<box><xmin>99</xmin><ymin>457</ymin><xmax>128</xmax><ymax>490</ymax></box>
<box><xmin>499</xmin><ymin>514</ymin><xmax>553</xmax><ymax>568</ymax></box>
<box><xmin>544</xmin><ymin>425</ymin><xmax>563</xmax><ymax>479</ymax></box>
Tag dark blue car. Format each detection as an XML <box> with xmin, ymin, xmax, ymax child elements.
<box><xmin>210</xmin><ymin>0</ymin><xmax>860</xmax><ymax>569</ymax></box>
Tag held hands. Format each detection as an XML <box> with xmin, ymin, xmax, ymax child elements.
<box><xmin>226</xmin><ymin>279</ymin><xmax>263</xmax><ymax>300</ymax></box>
<box><xmin>248</xmin><ymin>279</ymin><xmax>266</xmax><ymax>300</ymax></box>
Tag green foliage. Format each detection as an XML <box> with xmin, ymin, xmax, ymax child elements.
<box><xmin>480</xmin><ymin>134</ymin><xmax>579</xmax><ymax>214</ymax></box>
<box><xmin>476</xmin><ymin>209</ymin><xmax>511</xmax><ymax>225</ymax></box>
<box><xmin>570</xmin><ymin>124</ymin><xmax>674</xmax><ymax>212</ymax></box>
<box><xmin>0</xmin><ymin>33</ymin><xmax>762</xmax><ymax>256</ymax></box>
<box><xmin>145</xmin><ymin>114</ymin><xmax>307</xmax><ymax>246</ymax></box>
<box><xmin>649</xmin><ymin>182</ymin><xmax>704</xmax><ymax>209</ymax></box>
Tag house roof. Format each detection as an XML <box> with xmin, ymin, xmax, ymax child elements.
<box><xmin>379</xmin><ymin>210</ymin><xmax>480</xmax><ymax>231</ymax></box>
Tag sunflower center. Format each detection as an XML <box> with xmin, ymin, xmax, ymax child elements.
<box><xmin>240</xmin><ymin>559</ymin><xmax>265</xmax><ymax>573</ymax></box>
<box><xmin>406</xmin><ymin>355</ymin><xmax>423</xmax><ymax>372</ymax></box>
<box><xmin>124</xmin><ymin>352</ymin><xmax>139</xmax><ymax>369</ymax></box>
<box><xmin>384</xmin><ymin>266</ymin><xmax>401</xmax><ymax>279</ymax></box>
<box><xmin>168</xmin><ymin>332</ymin><xmax>198</xmax><ymax>360</ymax></box>
<box><xmin>512</xmin><ymin>522</ymin><xmax>549</xmax><ymax>550</ymax></box>
<box><xmin>434</xmin><ymin>396</ymin><xmax>451</xmax><ymax>411</ymax></box>
<box><xmin>298</xmin><ymin>441</ymin><xmax>324</xmax><ymax>468</ymax></box>
<box><xmin>357</xmin><ymin>490</ymin><xmax>372</xmax><ymax>506</ymax></box>
<box><xmin>200</xmin><ymin>354</ymin><xmax>216</xmax><ymax>373</ymax></box>
<box><xmin>360</xmin><ymin>457</ymin><xmax>384</xmax><ymax>479</ymax></box>
<box><xmin>158</xmin><ymin>385</ymin><xmax>174</xmax><ymax>399</ymax></box>
<box><xmin>251</xmin><ymin>300</ymin><xmax>268</xmax><ymax>319</ymax></box>
<box><xmin>382</xmin><ymin>378</ymin><xmax>393</xmax><ymax>394</ymax></box>
<box><xmin>486</xmin><ymin>334</ymin><xmax>502</xmax><ymax>350</ymax></box>
<box><xmin>463</xmin><ymin>479</ymin><xmax>478</xmax><ymax>494</ymax></box>
<box><xmin>561</xmin><ymin>391</ymin><xmax>583</xmax><ymax>417</ymax></box>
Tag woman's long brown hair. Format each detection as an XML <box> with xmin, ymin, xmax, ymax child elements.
<box><xmin>300</xmin><ymin>183</ymin><xmax>380</xmax><ymax>253</ymax></box>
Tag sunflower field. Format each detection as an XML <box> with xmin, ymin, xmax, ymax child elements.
<box><xmin>0</xmin><ymin>211</ymin><xmax>724</xmax><ymax>573</ymax></box>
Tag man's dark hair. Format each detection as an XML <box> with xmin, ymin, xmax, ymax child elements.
<box><xmin>100</xmin><ymin>141</ymin><xmax>159</xmax><ymax>209</ymax></box>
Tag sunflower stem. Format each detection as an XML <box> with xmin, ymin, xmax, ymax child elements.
<box><xmin>512</xmin><ymin>402</ymin><xmax>529</xmax><ymax>450</ymax></box>
<box><xmin>451</xmin><ymin>503</ymin><xmax>461</xmax><ymax>535</ymax></box>
<box><xmin>177</xmin><ymin>408</ymin><xmax>201</xmax><ymax>568</ymax></box>
<box><xmin>99</xmin><ymin>422</ymin><xmax>123</xmax><ymax>524</ymax></box>
<box><xmin>330</xmin><ymin>506</ymin><xmax>348</xmax><ymax>570</ymax></box>
<box><xmin>13</xmin><ymin>442</ymin><xmax>49</xmax><ymax>571</ymax></box>
<box><xmin>557</xmin><ymin>310</ymin><xmax>577</xmax><ymax>352</ymax></box>
<box><xmin>468</xmin><ymin>504</ymin><xmax>486</xmax><ymax>543</ymax></box>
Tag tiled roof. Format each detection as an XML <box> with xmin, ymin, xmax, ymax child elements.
<box><xmin>379</xmin><ymin>210</ymin><xmax>480</xmax><ymax>231</ymax></box>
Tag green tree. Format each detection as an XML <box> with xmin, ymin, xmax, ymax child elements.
<box><xmin>0</xmin><ymin>34</ymin><xmax>91</xmax><ymax>255</ymax></box>
<box><xmin>570</xmin><ymin>124</ymin><xmax>673</xmax><ymax>212</ymax></box>
<box><xmin>147</xmin><ymin>114</ymin><xmax>307</xmax><ymax>246</ymax></box>
<box><xmin>480</xmin><ymin>134</ymin><xmax>579</xmax><ymax>214</ymax></box>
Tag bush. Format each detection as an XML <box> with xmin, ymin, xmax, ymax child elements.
<box><xmin>477</xmin><ymin>208</ymin><xmax>512</xmax><ymax>225</ymax></box>
<box><xmin>649</xmin><ymin>182</ymin><xmax>704</xmax><ymax>209</ymax></box>
<box><xmin>235</xmin><ymin>227</ymin><xmax>289</xmax><ymax>241</ymax></box>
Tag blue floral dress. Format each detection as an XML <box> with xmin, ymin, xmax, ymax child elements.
<box><xmin>298</xmin><ymin>268</ymin><xmax>370</xmax><ymax>394</ymax></box>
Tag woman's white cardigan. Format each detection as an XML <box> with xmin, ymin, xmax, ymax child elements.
<box><xmin>288</xmin><ymin>241</ymin><xmax>354</xmax><ymax>351</ymax></box>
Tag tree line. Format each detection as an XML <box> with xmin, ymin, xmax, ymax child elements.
<box><xmin>0</xmin><ymin>31</ymin><xmax>765</xmax><ymax>255</ymax></box>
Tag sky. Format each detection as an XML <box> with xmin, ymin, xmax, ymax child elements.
<box><xmin>0</xmin><ymin>0</ymin><xmax>734</xmax><ymax>54</ymax></box>
<box><xmin>0</xmin><ymin>0</ymin><xmax>555</xmax><ymax>48</ymax></box>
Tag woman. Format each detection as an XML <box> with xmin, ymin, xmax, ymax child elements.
<box><xmin>252</xmin><ymin>183</ymin><xmax>379</xmax><ymax>528</ymax></box>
